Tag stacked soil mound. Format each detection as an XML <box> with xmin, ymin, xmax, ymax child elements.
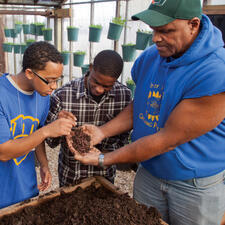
<box><xmin>0</xmin><ymin>185</ymin><xmax>163</xmax><ymax>225</ymax></box>
<box><xmin>71</xmin><ymin>127</ymin><xmax>91</xmax><ymax>154</ymax></box>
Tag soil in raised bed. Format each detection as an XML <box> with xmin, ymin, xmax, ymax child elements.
<box><xmin>0</xmin><ymin>184</ymin><xmax>162</xmax><ymax>225</ymax></box>
<box><xmin>71</xmin><ymin>127</ymin><xmax>91</xmax><ymax>154</ymax></box>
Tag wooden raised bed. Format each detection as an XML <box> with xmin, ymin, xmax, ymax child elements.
<box><xmin>0</xmin><ymin>176</ymin><xmax>168</xmax><ymax>225</ymax></box>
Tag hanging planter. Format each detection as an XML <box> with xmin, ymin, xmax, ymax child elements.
<box><xmin>43</xmin><ymin>28</ymin><xmax>53</xmax><ymax>41</ymax></box>
<box><xmin>4</xmin><ymin>28</ymin><xmax>11</xmax><ymax>38</ymax></box>
<box><xmin>2</xmin><ymin>43</ymin><xmax>13</xmax><ymax>53</ymax></box>
<box><xmin>89</xmin><ymin>24</ymin><xmax>102</xmax><ymax>42</ymax></box>
<box><xmin>135</xmin><ymin>30</ymin><xmax>151</xmax><ymax>50</ymax></box>
<box><xmin>15</xmin><ymin>22</ymin><xmax>23</xmax><ymax>34</ymax></box>
<box><xmin>73</xmin><ymin>51</ymin><xmax>85</xmax><ymax>67</ymax></box>
<box><xmin>67</xmin><ymin>26</ymin><xmax>79</xmax><ymax>41</ymax></box>
<box><xmin>107</xmin><ymin>17</ymin><xmax>126</xmax><ymax>41</ymax></box>
<box><xmin>22</xmin><ymin>24</ymin><xmax>30</xmax><ymax>34</ymax></box>
<box><xmin>13</xmin><ymin>44</ymin><xmax>21</xmax><ymax>54</ymax></box>
<box><xmin>26</xmin><ymin>39</ymin><xmax>36</xmax><ymax>46</ymax></box>
<box><xmin>81</xmin><ymin>64</ymin><xmax>89</xmax><ymax>75</ymax></box>
<box><xmin>10</xmin><ymin>29</ymin><xmax>17</xmax><ymax>38</ymax></box>
<box><xmin>21</xmin><ymin>43</ymin><xmax>27</xmax><ymax>54</ymax></box>
<box><xmin>149</xmin><ymin>33</ymin><xmax>154</xmax><ymax>47</ymax></box>
<box><xmin>61</xmin><ymin>51</ymin><xmax>70</xmax><ymax>65</ymax></box>
<box><xmin>126</xmin><ymin>79</ymin><xmax>136</xmax><ymax>98</ymax></box>
<box><xmin>30</xmin><ymin>23</ymin><xmax>36</xmax><ymax>35</ymax></box>
<box><xmin>122</xmin><ymin>43</ymin><xmax>136</xmax><ymax>62</ymax></box>
<box><xmin>36</xmin><ymin>23</ymin><xmax>45</xmax><ymax>36</ymax></box>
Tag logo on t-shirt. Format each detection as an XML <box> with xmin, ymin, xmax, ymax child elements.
<box><xmin>10</xmin><ymin>115</ymin><xmax>39</xmax><ymax>166</ymax></box>
<box><xmin>139</xmin><ymin>82</ymin><xmax>163</xmax><ymax>131</ymax></box>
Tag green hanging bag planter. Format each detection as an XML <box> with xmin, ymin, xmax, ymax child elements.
<box><xmin>148</xmin><ymin>33</ymin><xmax>154</xmax><ymax>47</ymax></box>
<box><xmin>122</xmin><ymin>44</ymin><xmax>137</xmax><ymax>62</ymax></box>
<box><xmin>43</xmin><ymin>28</ymin><xmax>53</xmax><ymax>41</ymax></box>
<box><xmin>13</xmin><ymin>44</ymin><xmax>21</xmax><ymax>54</ymax></box>
<box><xmin>26</xmin><ymin>39</ymin><xmax>36</xmax><ymax>46</ymax></box>
<box><xmin>61</xmin><ymin>52</ymin><xmax>70</xmax><ymax>65</ymax></box>
<box><xmin>10</xmin><ymin>29</ymin><xmax>17</xmax><ymax>38</ymax></box>
<box><xmin>67</xmin><ymin>27</ymin><xmax>79</xmax><ymax>41</ymax></box>
<box><xmin>126</xmin><ymin>79</ymin><xmax>136</xmax><ymax>98</ymax></box>
<box><xmin>30</xmin><ymin>23</ymin><xmax>36</xmax><ymax>35</ymax></box>
<box><xmin>135</xmin><ymin>31</ymin><xmax>151</xmax><ymax>50</ymax></box>
<box><xmin>81</xmin><ymin>64</ymin><xmax>89</xmax><ymax>75</ymax></box>
<box><xmin>22</xmin><ymin>24</ymin><xmax>30</xmax><ymax>34</ymax></box>
<box><xmin>36</xmin><ymin>23</ymin><xmax>45</xmax><ymax>36</ymax></box>
<box><xmin>2</xmin><ymin>43</ymin><xmax>13</xmax><ymax>53</ymax></box>
<box><xmin>15</xmin><ymin>23</ymin><xmax>22</xmax><ymax>34</ymax></box>
<box><xmin>21</xmin><ymin>44</ymin><xmax>27</xmax><ymax>54</ymax></box>
<box><xmin>107</xmin><ymin>23</ymin><xmax>123</xmax><ymax>41</ymax></box>
<box><xmin>73</xmin><ymin>51</ymin><xmax>85</xmax><ymax>67</ymax></box>
<box><xmin>4</xmin><ymin>28</ymin><xmax>11</xmax><ymax>38</ymax></box>
<box><xmin>89</xmin><ymin>25</ymin><xmax>102</xmax><ymax>42</ymax></box>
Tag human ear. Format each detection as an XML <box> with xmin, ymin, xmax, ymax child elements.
<box><xmin>189</xmin><ymin>17</ymin><xmax>201</xmax><ymax>35</ymax></box>
<box><xmin>25</xmin><ymin>68</ymin><xmax>35</xmax><ymax>80</ymax></box>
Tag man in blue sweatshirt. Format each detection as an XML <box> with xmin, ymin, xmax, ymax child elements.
<box><xmin>70</xmin><ymin>0</ymin><xmax>225</xmax><ymax>224</ymax></box>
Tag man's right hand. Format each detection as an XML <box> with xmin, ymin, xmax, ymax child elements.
<box><xmin>44</xmin><ymin>117</ymin><xmax>76</xmax><ymax>138</ymax></box>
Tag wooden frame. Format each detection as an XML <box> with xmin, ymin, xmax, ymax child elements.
<box><xmin>203</xmin><ymin>5</ymin><xmax>225</xmax><ymax>15</ymax></box>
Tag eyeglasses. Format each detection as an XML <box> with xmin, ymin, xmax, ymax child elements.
<box><xmin>32</xmin><ymin>70</ymin><xmax>64</xmax><ymax>85</ymax></box>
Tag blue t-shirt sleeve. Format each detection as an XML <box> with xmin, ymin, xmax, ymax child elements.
<box><xmin>0</xmin><ymin>103</ymin><xmax>11</xmax><ymax>144</ymax></box>
<box><xmin>39</xmin><ymin>96</ymin><xmax>50</xmax><ymax>128</ymax></box>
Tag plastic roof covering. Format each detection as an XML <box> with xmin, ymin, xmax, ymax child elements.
<box><xmin>0</xmin><ymin>0</ymin><xmax>64</xmax><ymax>7</ymax></box>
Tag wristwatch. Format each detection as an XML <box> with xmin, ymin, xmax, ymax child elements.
<box><xmin>98</xmin><ymin>153</ymin><xmax>104</xmax><ymax>168</ymax></box>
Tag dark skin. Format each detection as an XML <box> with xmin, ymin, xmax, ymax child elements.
<box><xmin>70</xmin><ymin>18</ymin><xmax>225</xmax><ymax>170</ymax></box>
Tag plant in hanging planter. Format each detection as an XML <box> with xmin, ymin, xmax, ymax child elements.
<box><xmin>4</xmin><ymin>28</ymin><xmax>11</xmax><ymax>38</ymax></box>
<box><xmin>81</xmin><ymin>64</ymin><xmax>90</xmax><ymax>76</ymax></box>
<box><xmin>35</xmin><ymin>22</ymin><xmax>45</xmax><ymax>36</ymax></box>
<box><xmin>61</xmin><ymin>51</ymin><xmax>71</xmax><ymax>65</ymax></box>
<box><xmin>2</xmin><ymin>42</ymin><xmax>13</xmax><ymax>53</ymax></box>
<box><xmin>67</xmin><ymin>26</ymin><xmax>79</xmax><ymax>42</ymax></box>
<box><xmin>13</xmin><ymin>43</ymin><xmax>21</xmax><ymax>54</ymax></box>
<box><xmin>135</xmin><ymin>29</ymin><xmax>152</xmax><ymax>50</ymax></box>
<box><xmin>122</xmin><ymin>43</ymin><xmax>137</xmax><ymax>62</ymax></box>
<box><xmin>73</xmin><ymin>51</ymin><xmax>86</xmax><ymax>67</ymax></box>
<box><xmin>89</xmin><ymin>24</ymin><xmax>102</xmax><ymax>42</ymax></box>
<box><xmin>22</xmin><ymin>24</ymin><xmax>30</xmax><ymax>35</ymax></box>
<box><xmin>21</xmin><ymin>43</ymin><xmax>27</xmax><ymax>54</ymax></box>
<box><xmin>126</xmin><ymin>78</ymin><xmax>136</xmax><ymax>98</ymax></box>
<box><xmin>26</xmin><ymin>39</ymin><xmax>36</xmax><ymax>46</ymax></box>
<box><xmin>30</xmin><ymin>23</ymin><xmax>36</xmax><ymax>35</ymax></box>
<box><xmin>15</xmin><ymin>21</ymin><xmax>23</xmax><ymax>34</ymax></box>
<box><xmin>107</xmin><ymin>16</ymin><xmax>126</xmax><ymax>41</ymax></box>
<box><xmin>10</xmin><ymin>28</ymin><xmax>17</xmax><ymax>38</ymax></box>
<box><xmin>43</xmin><ymin>28</ymin><xmax>53</xmax><ymax>41</ymax></box>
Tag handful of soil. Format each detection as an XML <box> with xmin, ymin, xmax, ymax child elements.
<box><xmin>71</xmin><ymin>127</ymin><xmax>91</xmax><ymax>154</ymax></box>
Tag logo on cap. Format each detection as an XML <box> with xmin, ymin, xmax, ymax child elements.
<box><xmin>152</xmin><ymin>0</ymin><xmax>166</xmax><ymax>6</ymax></box>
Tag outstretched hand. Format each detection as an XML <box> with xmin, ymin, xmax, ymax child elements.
<box><xmin>82</xmin><ymin>124</ymin><xmax>105</xmax><ymax>146</ymax></box>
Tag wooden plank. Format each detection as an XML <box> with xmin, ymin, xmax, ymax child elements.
<box><xmin>53</xmin><ymin>8</ymin><xmax>71</xmax><ymax>18</ymax></box>
<box><xmin>203</xmin><ymin>5</ymin><xmax>225</xmax><ymax>15</ymax></box>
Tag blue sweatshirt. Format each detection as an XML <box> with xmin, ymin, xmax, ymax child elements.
<box><xmin>131</xmin><ymin>14</ymin><xmax>225</xmax><ymax>180</ymax></box>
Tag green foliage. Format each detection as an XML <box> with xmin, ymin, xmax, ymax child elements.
<box><xmin>112</xmin><ymin>16</ymin><xmax>126</xmax><ymax>26</ymax></box>
<box><xmin>89</xmin><ymin>24</ymin><xmax>102</xmax><ymax>29</ymax></box>
<box><xmin>122</xmin><ymin>43</ymin><xmax>135</xmax><ymax>46</ymax></box>
<box><xmin>61</xmin><ymin>50</ymin><xmax>70</xmax><ymax>53</ymax></box>
<box><xmin>26</xmin><ymin>39</ymin><xmax>35</xmax><ymax>42</ymax></box>
<box><xmin>15</xmin><ymin>21</ymin><xmax>23</xmax><ymax>24</ymax></box>
<box><xmin>67</xmin><ymin>26</ymin><xmax>78</xmax><ymax>29</ymax></box>
<box><xmin>126</xmin><ymin>79</ymin><xmax>135</xmax><ymax>85</ymax></box>
<box><xmin>35</xmin><ymin>22</ymin><xmax>45</xmax><ymax>26</ymax></box>
<box><xmin>74</xmin><ymin>50</ymin><xmax>85</xmax><ymax>55</ymax></box>
<box><xmin>137</xmin><ymin>29</ymin><xmax>152</xmax><ymax>34</ymax></box>
<box><xmin>42</xmin><ymin>28</ymin><xmax>52</xmax><ymax>31</ymax></box>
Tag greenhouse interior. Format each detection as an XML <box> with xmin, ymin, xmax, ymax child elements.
<box><xmin>0</xmin><ymin>0</ymin><xmax>224</xmax><ymax>85</ymax></box>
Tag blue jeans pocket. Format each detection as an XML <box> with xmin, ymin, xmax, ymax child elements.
<box><xmin>193</xmin><ymin>170</ymin><xmax>225</xmax><ymax>189</ymax></box>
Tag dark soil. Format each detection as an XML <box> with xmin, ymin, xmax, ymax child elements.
<box><xmin>71</xmin><ymin>127</ymin><xmax>91</xmax><ymax>154</ymax></box>
<box><xmin>0</xmin><ymin>185</ymin><xmax>162</xmax><ymax>225</ymax></box>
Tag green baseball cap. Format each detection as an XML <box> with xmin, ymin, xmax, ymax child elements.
<box><xmin>131</xmin><ymin>0</ymin><xmax>202</xmax><ymax>27</ymax></box>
